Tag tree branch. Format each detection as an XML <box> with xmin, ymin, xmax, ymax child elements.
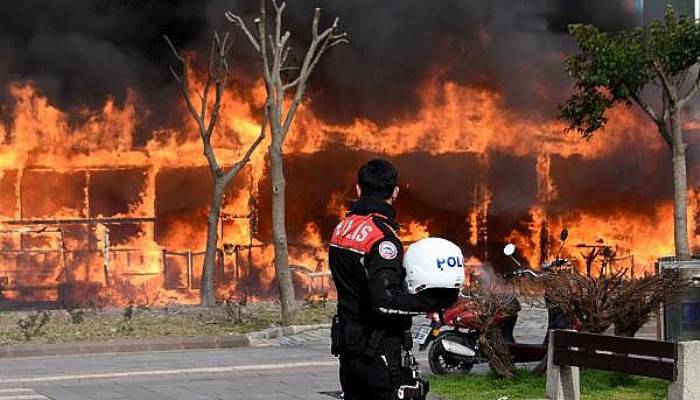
<box><xmin>282</xmin><ymin>77</ymin><xmax>301</xmax><ymax>92</ymax></box>
<box><xmin>224</xmin><ymin>12</ymin><xmax>261</xmax><ymax>53</ymax></box>
<box><xmin>281</xmin><ymin>46</ymin><xmax>291</xmax><ymax>68</ymax></box>
<box><xmin>631</xmin><ymin>94</ymin><xmax>661</xmax><ymax>123</ymax></box>
<box><xmin>281</xmin><ymin>11</ymin><xmax>347</xmax><ymax>136</ymax></box>
<box><xmin>164</xmin><ymin>33</ymin><xmax>236</xmax><ymax>176</ymax></box>
<box><xmin>223</xmin><ymin>104</ymin><xmax>269</xmax><ymax>185</ymax></box>
<box><xmin>255</xmin><ymin>1</ymin><xmax>273</xmax><ymax>89</ymax></box>
<box><xmin>163</xmin><ymin>35</ymin><xmax>205</xmax><ymax>134</ymax></box>
<box><xmin>227</xmin><ymin>2</ymin><xmax>347</xmax><ymax>146</ymax></box>
<box><xmin>200</xmin><ymin>41</ymin><xmax>215</xmax><ymax>131</ymax></box>
<box><xmin>204</xmin><ymin>32</ymin><xmax>231</xmax><ymax>140</ymax></box>
<box><xmin>308</xmin><ymin>32</ymin><xmax>348</xmax><ymax>77</ymax></box>
<box><xmin>653</xmin><ymin>61</ymin><xmax>678</xmax><ymax>102</ymax></box>
<box><xmin>202</xmin><ymin>141</ymin><xmax>222</xmax><ymax>178</ymax></box>
<box><xmin>204</xmin><ymin>76</ymin><xmax>225</xmax><ymax>141</ymax></box>
<box><xmin>273</xmin><ymin>1</ymin><xmax>285</xmax><ymax>49</ymax></box>
<box><xmin>631</xmin><ymin>93</ymin><xmax>672</xmax><ymax>147</ymax></box>
<box><xmin>679</xmin><ymin>69</ymin><xmax>700</xmax><ymax>108</ymax></box>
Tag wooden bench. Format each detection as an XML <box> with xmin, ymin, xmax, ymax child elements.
<box><xmin>546</xmin><ymin>330</ymin><xmax>700</xmax><ymax>400</ymax></box>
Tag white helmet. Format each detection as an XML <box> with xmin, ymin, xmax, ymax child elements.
<box><xmin>403</xmin><ymin>237</ymin><xmax>465</xmax><ymax>294</ymax></box>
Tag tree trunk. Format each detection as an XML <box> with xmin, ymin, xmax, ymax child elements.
<box><xmin>670</xmin><ymin>108</ymin><xmax>691</xmax><ymax>261</ymax></box>
<box><xmin>201</xmin><ymin>179</ymin><xmax>225</xmax><ymax>307</ymax></box>
<box><xmin>478</xmin><ymin>328</ymin><xmax>515</xmax><ymax>379</ymax></box>
<box><xmin>270</xmin><ymin>136</ymin><xmax>296</xmax><ymax>325</ymax></box>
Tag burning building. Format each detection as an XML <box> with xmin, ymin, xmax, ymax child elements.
<box><xmin>0</xmin><ymin>0</ymin><xmax>698</xmax><ymax>307</ymax></box>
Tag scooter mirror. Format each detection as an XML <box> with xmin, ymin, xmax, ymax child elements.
<box><xmin>503</xmin><ymin>243</ymin><xmax>516</xmax><ymax>256</ymax></box>
<box><xmin>560</xmin><ymin>229</ymin><xmax>569</xmax><ymax>242</ymax></box>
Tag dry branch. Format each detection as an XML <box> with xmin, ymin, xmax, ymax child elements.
<box><xmin>455</xmin><ymin>286</ymin><xmax>520</xmax><ymax>379</ymax></box>
<box><xmin>611</xmin><ymin>271</ymin><xmax>689</xmax><ymax>337</ymax></box>
<box><xmin>543</xmin><ymin>270</ymin><xmax>626</xmax><ymax>333</ymax></box>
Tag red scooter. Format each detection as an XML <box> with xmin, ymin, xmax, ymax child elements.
<box><xmin>417</xmin><ymin>232</ymin><xmax>576</xmax><ymax>375</ymax></box>
<box><xmin>416</xmin><ymin>290</ymin><xmax>545</xmax><ymax>375</ymax></box>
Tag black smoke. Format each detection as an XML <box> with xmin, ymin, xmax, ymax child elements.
<box><xmin>544</xmin><ymin>0</ymin><xmax>637</xmax><ymax>33</ymax></box>
<box><xmin>0</xmin><ymin>0</ymin><xmax>637</xmax><ymax>136</ymax></box>
<box><xmin>0</xmin><ymin>0</ymin><xmax>209</xmax><ymax>142</ymax></box>
<box><xmin>206</xmin><ymin>0</ymin><xmax>637</xmax><ymax>125</ymax></box>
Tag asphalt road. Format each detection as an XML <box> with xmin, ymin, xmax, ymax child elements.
<box><xmin>0</xmin><ymin>322</ymin><xmax>475</xmax><ymax>400</ymax></box>
<box><xmin>0</xmin><ymin>344</ymin><xmax>342</xmax><ymax>400</ymax></box>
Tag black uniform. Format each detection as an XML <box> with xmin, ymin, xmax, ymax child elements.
<box><xmin>329</xmin><ymin>197</ymin><xmax>444</xmax><ymax>400</ymax></box>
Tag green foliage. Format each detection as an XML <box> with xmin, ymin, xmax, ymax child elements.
<box><xmin>560</xmin><ymin>6</ymin><xmax>700</xmax><ymax>137</ymax></box>
<box><xmin>117</xmin><ymin>304</ymin><xmax>134</xmax><ymax>334</ymax></box>
<box><xmin>64</xmin><ymin>302</ymin><xmax>86</xmax><ymax>325</ymax></box>
<box><xmin>122</xmin><ymin>304</ymin><xmax>134</xmax><ymax>321</ymax></box>
<box><xmin>67</xmin><ymin>309</ymin><xmax>85</xmax><ymax>325</ymax></box>
<box><xmin>223</xmin><ymin>300</ymin><xmax>245</xmax><ymax>324</ymax></box>
<box><xmin>430</xmin><ymin>369</ymin><xmax>668</xmax><ymax>400</ymax></box>
<box><xmin>17</xmin><ymin>311</ymin><xmax>50</xmax><ymax>341</ymax></box>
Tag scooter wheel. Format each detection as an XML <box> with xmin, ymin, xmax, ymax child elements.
<box><xmin>428</xmin><ymin>334</ymin><xmax>475</xmax><ymax>375</ymax></box>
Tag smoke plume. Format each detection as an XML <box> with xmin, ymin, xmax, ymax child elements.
<box><xmin>0</xmin><ymin>0</ymin><xmax>637</xmax><ymax>132</ymax></box>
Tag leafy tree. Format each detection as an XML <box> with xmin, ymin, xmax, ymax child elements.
<box><xmin>560</xmin><ymin>7</ymin><xmax>700</xmax><ymax>260</ymax></box>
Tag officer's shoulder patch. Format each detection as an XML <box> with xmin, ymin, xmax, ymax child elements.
<box><xmin>378</xmin><ymin>241</ymin><xmax>398</xmax><ymax>260</ymax></box>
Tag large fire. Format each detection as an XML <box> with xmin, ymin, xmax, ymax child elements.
<box><xmin>0</xmin><ymin>68</ymin><xmax>696</xmax><ymax>306</ymax></box>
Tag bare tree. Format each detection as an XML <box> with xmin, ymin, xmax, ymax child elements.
<box><xmin>165</xmin><ymin>33</ymin><xmax>267</xmax><ymax>307</ymax></box>
<box><xmin>225</xmin><ymin>1</ymin><xmax>347</xmax><ymax>325</ymax></box>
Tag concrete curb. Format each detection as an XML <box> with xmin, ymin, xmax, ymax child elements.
<box><xmin>246</xmin><ymin>323</ymin><xmax>330</xmax><ymax>347</ymax></box>
<box><xmin>0</xmin><ymin>324</ymin><xmax>331</xmax><ymax>359</ymax></box>
<box><xmin>246</xmin><ymin>323</ymin><xmax>330</xmax><ymax>340</ymax></box>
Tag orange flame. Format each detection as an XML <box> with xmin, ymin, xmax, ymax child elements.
<box><xmin>0</xmin><ymin>71</ymin><xmax>692</xmax><ymax>306</ymax></box>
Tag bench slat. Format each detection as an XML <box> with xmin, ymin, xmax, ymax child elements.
<box><xmin>553</xmin><ymin>348</ymin><xmax>675</xmax><ymax>381</ymax></box>
<box><xmin>553</xmin><ymin>330</ymin><xmax>675</xmax><ymax>359</ymax></box>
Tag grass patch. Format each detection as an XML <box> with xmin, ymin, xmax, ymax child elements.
<box><xmin>430</xmin><ymin>369</ymin><xmax>668</xmax><ymax>400</ymax></box>
<box><xmin>0</xmin><ymin>301</ymin><xmax>334</xmax><ymax>345</ymax></box>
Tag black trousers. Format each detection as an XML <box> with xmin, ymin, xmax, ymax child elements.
<box><xmin>339</xmin><ymin>336</ymin><xmax>404</xmax><ymax>400</ymax></box>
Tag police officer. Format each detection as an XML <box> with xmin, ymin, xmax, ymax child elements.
<box><xmin>329</xmin><ymin>159</ymin><xmax>454</xmax><ymax>400</ymax></box>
